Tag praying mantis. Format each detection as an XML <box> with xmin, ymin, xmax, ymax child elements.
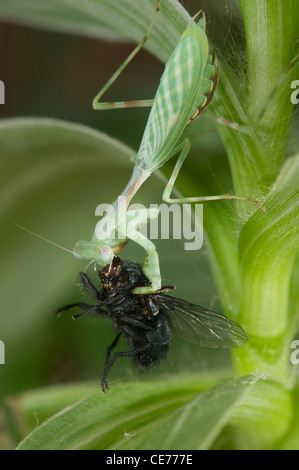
<box><xmin>73</xmin><ymin>0</ymin><xmax>266</xmax><ymax>294</ymax></box>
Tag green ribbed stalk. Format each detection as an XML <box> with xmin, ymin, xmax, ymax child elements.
<box><xmin>235</xmin><ymin>155</ymin><xmax>299</xmax><ymax>380</ymax></box>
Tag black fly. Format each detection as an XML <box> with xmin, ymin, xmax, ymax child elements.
<box><xmin>55</xmin><ymin>256</ymin><xmax>247</xmax><ymax>392</ymax></box>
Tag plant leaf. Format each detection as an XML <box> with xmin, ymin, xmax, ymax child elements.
<box><xmin>278</xmin><ymin>380</ymin><xmax>299</xmax><ymax>450</ymax></box>
<box><xmin>0</xmin><ymin>0</ymin><xmax>189</xmax><ymax>62</ymax></box>
<box><xmin>131</xmin><ymin>374</ymin><xmax>262</xmax><ymax>450</ymax></box>
<box><xmin>16</xmin><ymin>374</ymin><xmax>285</xmax><ymax>450</ymax></box>
<box><xmin>15</xmin><ymin>379</ymin><xmax>209</xmax><ymax>450</ymax></box>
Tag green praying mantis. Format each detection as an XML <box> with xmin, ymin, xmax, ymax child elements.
<box><xmin>73</xmin><ymin>0</ymin><xmax>268</xmax><ymax>294</ymax></box>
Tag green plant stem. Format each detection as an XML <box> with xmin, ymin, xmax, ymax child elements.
<box><xmin>208</xmin><ymin>1</ymin><xmax>299</xmax><ymax>384</ymax></box>
<box><xmin>235</xmin><ymin>155</ymin><xmax>299</xmax><ymax>380</ymax></box>
<box><xmin>240</xmin><ymin>0</ymin><xmax>299</xmax><ymax>171</ymax></box>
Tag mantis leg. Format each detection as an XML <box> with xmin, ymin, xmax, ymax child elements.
<box><xmin>93</xmin><ymin>0</ymin><xmax>160</xmax><ymax>111</ymax></box>
<box><xmin>133</xmin><ymin>240</ymin><xmax>161</xmax><ymax>294</ymax></box>
<box><xmin>125</xmin><ymin>207</ymin><xmax>162</xmax><ymax>294</ymax></box>
<box><xmin>162</xmin><ymin>139</ymin><xmax>267</xmax><ymax>212</ymax></box>
<box><xmin>205</xmin><ymin>112</ymin><xmax>250</xmax><ymax>134</ymax></box>
<box><xmin>206</xmin><ymin>52</ymin><xmax>299</xmax><ymax>134</ymax></box>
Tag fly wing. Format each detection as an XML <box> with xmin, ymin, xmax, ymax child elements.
<box><xmin>154</xmin><ymin>294</ymin><xmax>247</xmax><ymax>348</ymax></box>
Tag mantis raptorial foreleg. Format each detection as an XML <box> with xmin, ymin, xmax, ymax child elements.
<box><xmin>125</xmin><ymin>207</ymin><xmax>161</xmax><ymax>294</ymax></box>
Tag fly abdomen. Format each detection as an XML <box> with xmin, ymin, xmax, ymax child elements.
<box><xmin>130</xmin><ymin>313</ymin><xmax>172</xmax><ymax>370</ymax></box>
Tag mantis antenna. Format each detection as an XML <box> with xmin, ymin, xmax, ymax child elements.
<box><xmin>10</xmin><ymin>220</ymin><xmax>74</xmax><ymax>256</ymax></box>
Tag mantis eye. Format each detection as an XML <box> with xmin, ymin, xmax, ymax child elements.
<box><xmin>100</xmin><ymin>245</ymin><xmax>114</xmax><ymax>263</ymax></box>
<box><xmin>72</xmin><ymin>241</ymin><xmax>113</xmax><ymax>265</ymax></box>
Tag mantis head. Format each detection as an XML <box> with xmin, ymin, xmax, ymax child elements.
<box><xmin>73</xmin><ymin>238</ymin><xmax>128</xmax><ymax>267</ymax></box>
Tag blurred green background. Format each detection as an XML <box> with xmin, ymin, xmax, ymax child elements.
<box><xmin>0</xmin><ymin>0</ymin><xmax>244</xmax><ymax>407</ymax></box>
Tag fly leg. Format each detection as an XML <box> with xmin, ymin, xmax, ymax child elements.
<box><xmin>80</xmin><ymin>272</ymin><xmax>101</xmax><ymax>299</ymax></box>
<box><xmin>101</xmin><ymin>332</ymin><xmax>122</xmax><ymax>392</ymax></box>
<box><xmin>55</xmin><ymin>301</ymin><xmax>107</xmax><ymax>320</ymax></box>
<box><xmin>101</xmin><ymin>340</ymin><xmax>150</xmax><ymax>392</ymax></box>
<box><xmin>55</xmin><ymin>273</ymin><xmax>101</xmax><ymax>316</ymax></box>
<box><xmin>55</xmin><ymin>302</ymin><xmax>94</xmax><ymax>317</ymax></box>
